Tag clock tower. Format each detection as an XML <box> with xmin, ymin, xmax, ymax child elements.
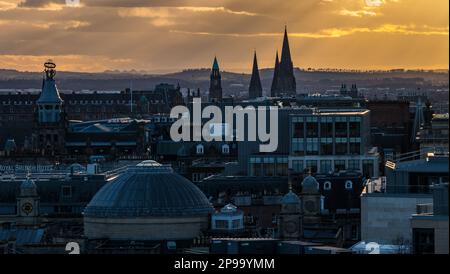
<box><xmin>17</xmin><ymin>176</ymin><xmax>40</xmax><ymax>226</ymax></box>
<box><xmin>279</xmin><ymin>190</ymin><xmax>303</xmax><ymax>240</ymax></box>
<box><xmin>300</xmin><ymin>175</ymin><xmax>321</xmax><ymax>223</ymax></box>
<box><xmin>278</xmin><ymin>173</ymin><xmax>302</xmax><ymax>240</ymax></box>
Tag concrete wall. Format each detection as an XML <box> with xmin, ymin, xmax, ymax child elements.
<box><xmin>411</xmin><ymin>215</ymin><xmax>449</xmax><ymax>254</ymax></box>
<box><xmin>361</xmin><ymin>193</ymin><xmax>432</xmax><ymax>245</ymax></box>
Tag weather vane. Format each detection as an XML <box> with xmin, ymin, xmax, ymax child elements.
<box><xmin>44</xmin><ymin>59</ymin><xmax>56</xmax><ymax>79</ymax></box>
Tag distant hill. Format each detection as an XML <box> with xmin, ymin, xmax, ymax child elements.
<box><xmin>0</xmin><ymin>68</ymin><xmax>448</xmax><ymax>96</ymax></box>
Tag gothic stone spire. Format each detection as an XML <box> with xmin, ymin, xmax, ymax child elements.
<box><xmin>275</xmin><ymin>26</ymin><xmax>297</xmax><ymax>97</ymax></box>
<box><xmin>249</xmin><ymin>51</ymin><xmax>262</xmax><ymax>99</ymax></box>
<box><xmin>209</xmin><ymin>56</ymin><xmax>222</xmax><ymax>102</ymax></box>
<box><xmin>271</xmin><ymin>51</ymin><xmax>280</xmax><ymax>97</ymax></box>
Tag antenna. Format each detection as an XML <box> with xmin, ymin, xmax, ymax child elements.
<box><xmin>288</xmin><ymin>168</ymin><xmax>293</xmax><ymax>191</ymax></box>
<box><xmin>130</xmin><ymin>80</ymin><xmax>133</xmax><ymax>114</ymax></box>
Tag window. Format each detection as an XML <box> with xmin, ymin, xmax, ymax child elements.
<box><xmin>320</xmin><ymin>160</ymin><xmax>333</xmax><ymax>173</ymax></box>
<box><xmin>276</xmin><ymin>157</ymin><xmax>288</xmax><ymax>176</ymax></box>
<box><xmin>349</xmin><ymin>122</ymin><xmax>361</xmax><ymax>137</ymax></box>
<box><xmin>335</xmin><ymin>121</ymin><xmax>347</xmax><ymax>137</ymax></box>
<box><xmin>348</xmin><ymin>160</ymin><xmax>360</xmax><ymax>171</ymax></box>
<box><xmin>305</xmin><ymin>160</ymin><xmax>318</xmax><ymax>173</ymax></box>
<box><xmin>324</xmin><ymin>181</ymin><xmax>332</xmax><ymax>190</ymax></box>
<box><xmin>336</xmin><ymin>143</ymin><xmax>347</xmax><ymax>155</ymax></box>
<box><xmin>306</xmin><ymin>138</ymin><xmax>319</xmax><ymax>155</ymax></box>
<box><xmin>293</xmin><ymin>122</ymin><xmax>304</xmax><ymax>138</ymax></box>
<box><xmin>345</xmin><ymin>180</ymin><xmax>353</xmax><ymax>190</ymax></box>
<box><xmin>263</xmin><ymin>158</ymin><xmax>275</xmax><ymax>176</ymax></box>
<box><xmin>196</xmin><ymin>144</ymin><xmax>204</xmax><ymax>155</ymax></box>
<box><xmin>320</xmin><ymin>142</ymin><xmax>333</xmax><ymax>155</ymax></box>
<box><xmin>61</xmin><ymin>185</ymin><xmax>72</xmax><ymax>199</ymax></box>
<box><xmin>215</xmin><ymin>220</ymin><xmax>228</xmax><ymax>229</ymax></box>
<box><xmin>306</xmin><ymin>122</ymin><xmax>318</xmax><ymax>137</ymax></box>
<box><xmin>292</xmin><ymin>139</ymin><xmax>304</xmax><ymax>155</ymax></box>
<box><xmin>222</xmin><ymin>144</ymin><xmax>230</xmax><ymax>154</ymax></box>
<box><xmin>292</xmin><ymin>160</ymin><xmax>304</xmax><ymax>173</ymax></box>
<box><xmin>350</xmin><ymin>143</ymin><xmax>360</xmax><ymax>154</ymax></box>
<box><xmin>320</xmin><ymin>122</ymin><xmax>333</xmax><ymax>138</ymax></box>
<box><xmin>232</xmin><ymin>219</ymin><xmax>241</xmax><ymax>229</ymax></box>
<box><xmin>335</xmin><ymin>160</ymin><xmax>346</xmax><ymax>172</ymax></box>
<box><xmin>413</xmin><ymin>228</ymin><xmax>435</xmax><ymax>254</ymax></box>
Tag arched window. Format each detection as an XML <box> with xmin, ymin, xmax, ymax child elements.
<box><xmin>222</xmin><ymin>144</ymin><xmax>230</xmax><ymax>154</ymax></box>
<box><xmin>324</xmin><ymin>181</ymin><xmax>332</xmax><ymax>190</ymax></box>
<box><xmin>345</xmin><ymin>180</ymin><xmax>353</xmax><ymax>190</ymax></box>
<box><xmin>196</xmin><ymin>144</ymin><xmax>204</xmax><ymax>155</ymax></box>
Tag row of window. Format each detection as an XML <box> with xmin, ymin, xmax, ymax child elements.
<box><xmin>293</xmin><ymin>121</ymin><xmax>361</xmax><ymax>138</ymax></box>
<box><xmin>291</xmin><ymin>159</ymin><xmax>375</xmax><ymax>177</ymax></box>
<box><xmin>292</xmin><ymin>116</ymin><xmax>362</xmax><ymax>123</ymax></box>
<box><xmin>323</xmin><ymin>180</ymin><xmax>353</xmax><ymax>190</ymax></box>
<box><xmin>67</xmin><ymin>99</ymin><xmax>164</xmax><ymax>105</ymax></box>
<box><xmin>196</xmin><ymin>144</ymin><xmax>230</xmax><ymax>155</ymax></box>
<box><xmin>1</xmin><ymin>101</ymin><xmax>34</xmax><ymax>105</ymax></box>
<box><xmin>291</xmin><ymin>141</ymin><xmax>361</xmax><ymax>155</ymax></box>
<box><xmin>249</xmin><ymin>156</ymin><xmax>289</xmax><ymax>164</ymax></box>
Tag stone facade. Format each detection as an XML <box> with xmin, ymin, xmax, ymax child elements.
<box><xmin>361</xmin><ymin>193</ymin><xmax>432</xmax><ymax>245</ymax></box>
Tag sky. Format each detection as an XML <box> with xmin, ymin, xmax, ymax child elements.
<box><xmin>0</xmin><ymin>0</ymin><xmax>448</xmax><ymax>73</ymax></box>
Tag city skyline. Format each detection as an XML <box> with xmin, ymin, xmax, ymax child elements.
<box><xmin>0</xmin><ymin>0</ymin><xmax>448</xmax><ymax>73</ymax></box>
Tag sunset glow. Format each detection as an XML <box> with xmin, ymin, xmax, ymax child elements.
<box><xmin>0</xmin><ymin>0</ymin><xmax>448</xmax><ymax>72</ymax></box>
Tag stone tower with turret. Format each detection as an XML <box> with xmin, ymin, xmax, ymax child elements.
<box><xmin>209</xmin><ymin>57</ymin><xmax>223</xmax><ymax>103</ymax></box>
<box><xmin>32</xmin><ymin>60</ymin><xmax>66</xmax><ymax>156</ymax></box>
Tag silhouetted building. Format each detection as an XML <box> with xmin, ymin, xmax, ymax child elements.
<box><xmin>31</xmin><ymin>60</ymin><xmax>67</xmax><ymax>156</ymax></box>
<box><xmin>271</xmin><ymin>27</ymin><xmax>296</xmax><ymax>97</ymax></box>
<box><xmin>209</xmin><ymin>57</ymin><xmax>223</xmax><ymax>103</ymax></box>
<box><xmin>339</xmin><ymin>84</ymin><xmax>358</xmax><ymax>98</ymax></box>
<box><xmin>248</xmin><ymin>51</ymin><xmax>263</xmax><ymax>99</ymax></box>
<box><xmin>270</xmin><ymin>51</ymin><xmax>280</xmax><ymax>97</ymax></box>
<box><xmin>367</xmin><ymin>100</ymin><xmax>412</xmax><ymax>155</ymax></box>
<box><xmin>0</xmin><ymin>83</ymin><xmax>183</xmax><ymax>149</ymax></box>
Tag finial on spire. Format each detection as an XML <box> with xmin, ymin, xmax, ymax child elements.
<box><xmin>288</xmin><ymin>168</ymin><xmax>293</xmax><ymax>191</ymax></box>
<box><xmin>212</xmin><ymin>56</ymin><xmax>219</xmax><ymax>70</ymax></box>
<box><xmin>44</xmin><ymin>59</ymin><xmax>56</xmax><ymax>80</ymax></box>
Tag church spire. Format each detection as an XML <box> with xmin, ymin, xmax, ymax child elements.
<box><xmin>270</xmin><ymin>51</ymin><xmax>280</xmax><ymax>97</ymax></box>
<box><xmin>212</xmin><ymin>56</ymin><xmax>219</xmax><ymax>70</ymax></box>
<box><xmin>209</xmin><ymin>56</ymin><xmax>222</xmax><ymax>102</ymax></box>
<box><xmin>280</xmin><ymin>26</ymin><xmax>293</xmax><ymax>70</ymax></box>
<box><xmin>249</xmin><ymin>51</ymin><xmax>262</xmax><ymax>99</ymax></box>
<box><xmin>276</xmin><ymin>26</ymin><xmax>296</xmax><ymax>97</ymax></box>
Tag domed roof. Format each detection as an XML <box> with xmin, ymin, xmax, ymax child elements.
<box><xmin>281</xmin><ymin>190</ymin><xmax>300</xmax><ymax>204</ymax></box>
<box><xmin>301</xmin><ymin>175</ymin><xmax>319</xmax><ymax>194</ymax></box>
<box><xmin>20</xmin><ymin>177</ymin><xmax>38</xmax><ymax>196</ymax></box>
<box><xmin>84</xmin><ymin>161</ymin><xmax>213</xmax><ymax>218</ymax></box>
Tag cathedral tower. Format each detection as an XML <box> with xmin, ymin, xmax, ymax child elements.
<box><xmin>209</xmin><ymin>56</ymin><xmax>223</xmax><ymax>103</ymax></box>
<box><xmin>248</xmin><ymin>51</ymin><xmax>263</xmax><ymax>99</ymax></box>
<box><xmin>270</xmin><ymin>51</ymin><xmax>280</xmax><ymax>97</ymax></box>
<box><xmin>271</xmin><ymin>27</ymin><xmax>297</xmax><ymax>97</ymax></box>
